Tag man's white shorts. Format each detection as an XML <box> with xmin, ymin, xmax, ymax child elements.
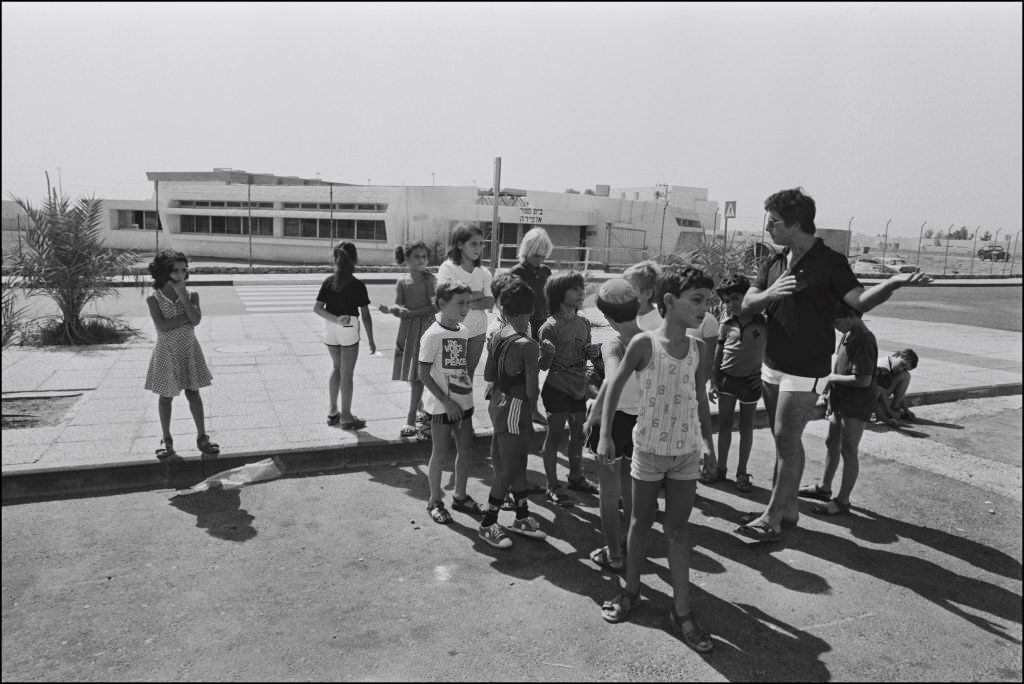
<box><xmin>761</xmin><ymin>363</ymin><xmax>825</xmax><ymax>394</ymax></box>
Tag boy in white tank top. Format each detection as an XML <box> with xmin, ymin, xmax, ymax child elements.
<box><xmin>595</xmin><ymin>265</ymin><xmax>716</xmax><ymax>654</ymax></box>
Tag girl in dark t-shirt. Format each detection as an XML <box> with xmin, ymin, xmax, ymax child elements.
<box><xmin>312</xmin><ymin>241</ymin><xmax>377</xmax><ymax>430</ymax></box>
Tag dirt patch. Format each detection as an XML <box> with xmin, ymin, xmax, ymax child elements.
<box><xmin>1</xmin><ymin>395</ymin><xmax>80</xmax><ymax>429</ymax></box>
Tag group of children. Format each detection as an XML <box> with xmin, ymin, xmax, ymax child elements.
<box><xmin>142</xmin><ymin>229</ymin><xmax>920</xmax><ymax>654</ymax></box>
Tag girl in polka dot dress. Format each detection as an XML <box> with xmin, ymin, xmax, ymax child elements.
<box><xmin>144</xmin><ymin>250</ymin><xmax>218</xmax><ymax>459</ymax></box>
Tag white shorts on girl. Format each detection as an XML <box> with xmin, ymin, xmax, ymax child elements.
<box><xmin>324</xmin><ymin>315</ymin><xmax>360</xmax><ymax>347</ymax></box>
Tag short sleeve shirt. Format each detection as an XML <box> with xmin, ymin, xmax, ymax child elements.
<box><xmin>829</xmin><ymin>327</ymin><xmax>878</xmax><ymax>408</ymax></box>
<box><xmin>316</xmin><ymin>276</ymin><xmax>370</xmax><ymax>316</ymax></box>
<box><xmin>509</xmin><ymin>262</ymin><xmax>552</xmax><ymax>323</ymax></box>
<box><xmin>418</xmin><ymin>321</ymin><xmax>474</xmax><ymax>414</ymax></box>
<box><xmin>718</xmin><ymin>314</ymin><xmax>767</xmax><ymax>378</ymax></box>
<box><xmin>437</xmin><ymin>260</ymin><xmax>493</xmax><ymax>338</ymax></box>
<box><xmin>539</xmin><ymin>315</ymin><xmax>591</xmax><ymax>399</ymax></box>
<box><xmin>755</xmin><ymin>238</ymin><xmax>862</xmax><ymax>377</ymax></box>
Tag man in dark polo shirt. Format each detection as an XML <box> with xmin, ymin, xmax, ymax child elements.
<box><xmin>735</xmin><ymin>187</ymin><xmax>930</xmax><ymax>542</ymax></box>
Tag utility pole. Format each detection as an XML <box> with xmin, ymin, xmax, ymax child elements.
<box><xmin>970</xmin><ymin>225</ymin><xmax>982</xmax><ymax>275</ymax></box>
<box><xmin>942</xmin><ymin>223</ymin><xmax>954</xmax><ymax>275</ymax></box>
<box><xmin>916</xmin><ymin>221</ymin><xmax>927</xmax><ymax>267</ymax></box>
<box><xmin>247</xmin><ymin>176</ymin><xmax>253</xmax><ymax>272</ymax></box>
<box><xmin>880</xmin><ymin>218</ymin><xmax>892</xmax><ymax>266</ymax></box>
<box><xmin>490</xmin><ymin>157</ymin><xmax>501</xmax><ymax>270</ymax></box>
<box><xmin>657</xmin><ymin>184</ymin><xmax>669</xmax><ymax>260</ymax></box>
<box><xmin>847</xmin><ymin>217</ymin><xmax>855</xmax><ymax>257</ymax></box>
<box><xmin>153</xmin><ymin>179</ymin><xmax>160</xmax><ymax>252</ymax></box>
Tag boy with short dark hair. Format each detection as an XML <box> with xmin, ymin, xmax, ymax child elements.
<box><xmin>583</xmin><ymin>278</ymin><xmax>642</xmax><ymax>570</ymax></box>
<box><xmin>707</xmin><ymin>274</ymin><xmax>767</xmax><ymax>492</ymax></box>
<box><xmin>539</xmin><ymin>271</ymin><xmax>599</xmax><ymax>506</ymax></box>
<box><xmin>797</xmin><ymin>301</ymin><xmax>878</xmax><ymax>515</ymax></box>
<box><xmin>477</xmin><ymin>279</ymin><xmax>549</xmax><ymax>548</ymax></box>
<box><xmin>875</xmin><ymin>348</ymin><xmax>919</xmax><ymax>425</ymax></box>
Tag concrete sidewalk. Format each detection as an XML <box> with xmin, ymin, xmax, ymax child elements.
<box><xmin>2</xmin><ymin>304</ymin><xmax>1021</xmax><ymax>503</ymax></box>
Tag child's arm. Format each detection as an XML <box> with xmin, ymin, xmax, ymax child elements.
<box><xmin>694</xmin><ymin>340</ymin><xmax>716</xmax><ymax>467</ymax></box>
<box><xmin>360</xmin><ymin>305</ymin><xmax>376</xmax><ymax>354</ymax></box>
<box><xmin>521</xmin><ymin>338</ymin><xmax>540</xmax><ymax>403</ymax></box>
<box><xmin>710</xmin><ymin>337</ymin><xmax>726</xmax><ymax>402</ymax></box>
<box><xmin>419</xmin><ymin>361</ymin><xmax>460</xmax><ymax>421</ymax></box>
<box><xmin>584</xmin><ymin>340</ymin><xmax>624</xmax><ymax>436</ymax></box>
<box><xmin>538</xmin><ymin>323</ymin><xmax>555</xmax><ymax>371</ymax></box>
<box><xmin>469</xmin><ymin>270</ymin><xmax>494</xmax><ymax>310</ymax></box>
<box><xmin>597</xmin><ymin>335</ymin><xmax>650</xmax><ymax>461</ymax></box>
<box><xmin>172</xmin><ymin>281</ymin><xmax>201</xmax><ymax>326</ymax></box>
<box><xmin>379</xmin><ymin>281</ymin><xmax>406</xmax><ymax>317</ymax></box>
<box><xmin>146</xmin><ymin>295</ymin><xmax>191</xmax><ymax>333</ymax></box>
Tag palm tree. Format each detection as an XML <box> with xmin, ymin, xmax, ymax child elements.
<box><xmin>10</xmin><ymin>183</ymin><xmax>138</xmax><ymax>344</ymax></box>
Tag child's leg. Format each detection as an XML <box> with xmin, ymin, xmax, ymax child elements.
<box><xmin>542</xmin><ymin>411</ymin><xmax>569</xmax><ymax>489</ymax></box>
<box><xmin>466</xmin><ymin>334</ymin><xmax>485</xmax><ymax>381</ymax></box>
<box><xmin>818</xmin><ymin>413</ymin><xmax>842</xmax><ymax>491</ymax></box>
<box><xmin>624</xmin><ymin>478</ymin><xmax>661</xmax><ymax>596</ymax></box>
<box><xmin>338</xmin><ymin>343</ymin><xmax>360</xmax><ymax>420</ymax></box>
<box><xmin>597</xmin><ymin>459</ymin><xmax>624</xmax><ymax>561</ymax></box>
<box><xmin>452</xmin><ymin>416</ymin><xmax>477</xmax><ymax>499</ymax></box>
<box><xmin>427</xmin><ymin>419</ymin><xmax>454</xmax><ymax>504</ymax></box>
<box><xmin>407</xmin><ymin>380</ymin><xmax>424</xmax><ymax>426</ymax></box>
<box><xmin>566</xmin><ymin>411</ymin><xmax>587</xmax><ymax>481</ymax></box>
<box><xmin>663</xmin><ymin>478</ymin><xmax>698</xmax><ymax>618</ymax></box>
<box><xmin>835</xmin><ymin>416</ymin><xmax>865</xmax><ymax>505</ymax></box>
<box><xmin>483</xmin><ymin>434</ymin><xmax>517</xmax><ymax>527</ymax></box>
<box><xmin>891</xmin><ymin>372</ymin><xmax>912</xmax><ymax>414</ymax></box>
<box><xmin>326</xmin><ymin>345</ymin><xmax>341</xmax><ymax>416</ymax></box>
<box><xmin>158</xmin><ymin>395</ymin><xmax>173</xmax><ymax>441</ymax></box>
<box><xmin>736</xmin><ymin>402</ymin><xmax>756</xmax><ymax>477</ymax></box>
<box><xmin>716</xmin><ymin>395</ymin><xmax>738</xmax><ymax>472</ymax></box>
<box><xmin>184</xmin><ymin>389</ymin><xmax>206</xmax><ymax>437</ymax></box>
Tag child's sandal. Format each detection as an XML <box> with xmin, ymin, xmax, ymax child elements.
<box><xmin>399</xmin><ymin>424</ymin><xmax>419</xmax><ymax>438</ymax></box>
<box><xmin>735</xmin><ymin>473</ymin><xmax>752</xmax><ymax>492</ymax></box>
<box><xmin>669</xmin><ymin>609</ymin><xmax>714</xmax><ymax>653</ymax></box>
<box><xmin>427</xmin><ymin>501</ymin><xmax>452</xmax><ymax>524</ymax></box>
<box><xmin>155</xmin><ymin>438</ymin><xmax>176</xmax><ymax>460</ymax></box>
<box><xmin>196</xmin><ymin>434</ymin><xmax>220</xmax><ymax>455</ymax></box>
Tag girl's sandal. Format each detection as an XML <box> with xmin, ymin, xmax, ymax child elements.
<box><xmin>326</xmin><ymin>412</ymin><xmax>341</xmax><ymax>426</ymax></box>
<box><xmin>601</xmin><ymin>588</ymin><xmax>640</xmax><ymax>623</ymax></box>
<box><xmin>669</xmin><ymin>610</ymin><xmax>714</xmax><ymax>653</ymax></box>
<box><xmin>197</xmin><ymin>434</ymin><xmax>220</xmax><ymax>455</ymax></box>
<box><xmin>735</xmin><ymin>473</ymin><xmax>753</xmax><ymax>492</ymax></box>
<box><xmin>427</xmin><ymin>501</ymin><xmax>452</xmax><ymax>524</ymax></box>
<box><xmin>155</xmin><ymin>438</ymin><xmax>176</xmax><ymax>460</ymax></box>
<box><xmin>399</xmin><ymin>424</ymin><xmax>419</xmax><ymax>438</ymax></box>
<box><xmin>589</xmin><ymin>546</ymin><xmax>625</xmax><ymax>571</ymax></box>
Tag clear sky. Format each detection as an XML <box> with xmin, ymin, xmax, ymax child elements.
<box><xmin>2</xmin><ymin>1</ymin><xmax>1021</xmax><ymax>239</ymax></box>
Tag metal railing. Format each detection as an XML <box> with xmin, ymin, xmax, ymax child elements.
<box><xmin>494</xmin><ymin>244</ymin><xmax>649</xmax><ymax>272</ymax></box>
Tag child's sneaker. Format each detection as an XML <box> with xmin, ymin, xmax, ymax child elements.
<box><xmin>545</xmin><ymin>486</ymin><xmax>575</xmax><ymax>507</ymax></box>
<box><xmin>509</xmin><ymin>516</ymin><xmax>547</xmax><ymax>539</ymax></box>
<box><xmin>478</xmin><ymin>523</ymin><xmax>513</xmax><ymax>549</ymax></box>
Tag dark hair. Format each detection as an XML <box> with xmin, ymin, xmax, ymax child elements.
<box><xmin>331</xmin><ymin>241</ymin><xmax>358</xmax><ymax>290</ymax></box>
<box><xmin>545</xmin><ymin>271</ymin><xmax>586</xmax><ymax>315</ymax></box>
<box><xmin>499</xmin><ymin>278</ymin><xmax>535</xmax><ymax>318</ymax></box>
<box><xmin>654</xmin><ymin>265</ymin><xmax>714</xmax><ymax>316</ymax></box>
<box><xmin>764</xmin><ymin>187</ymin><xmax>816</xmax><ymax>235</ymax></box>
<box><xmin>834</xmin><ymin>299</ymin><xmax>863</xmax><ymax>319</ymax></box>
<box><xmin>491</xmin><ymin>271</ymin><xmax>521</xmax><ymax>308</ymax></box>
<box><xmin>716</xmin><ymin>273</ymin><xmax>751</xmax><ymax>297</ymax></box>
<box><xmin>395</xmin><ymin>241</ymin><xmax>430</xmax><ymax>265</ymax></box>
<box><xmin>446</xmin><ymin>223</ymin><xmax>484</xmax><ymax>267</ymax></box>
<box><xmin>894</xmin><ymin>348</ymin><xmax>919</xmax><ymax>370</ymax></box>
<box><xmin>434</xmin><ymin>277</ymin><xmax>472</xmax><ymax>308</ymax></box>
<box><xmin>148</xmin><ymin>249</ymin><xmax>188</xmax><ymax>289</ymax></box>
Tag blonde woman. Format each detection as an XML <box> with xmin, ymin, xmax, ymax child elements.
<box><xmin>509</xmin><ymin>227</ymin><xmax>554</xmax><ymax>341</ymax></box>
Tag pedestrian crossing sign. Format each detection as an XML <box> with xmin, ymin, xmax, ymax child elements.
<box><xmin>725</xmin><ymin>201</ymin><xmax>736</xmax><ymax>218</ymax></box>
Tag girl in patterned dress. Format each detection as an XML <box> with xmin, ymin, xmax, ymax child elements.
<box><xmin>379</xmin><ymin>241</ymin><xmax>436</xmax><ymax>439</ymax></box>
<box><xmin>144</xmin><ymin>250</ymin><xmax>218</xmax><ymax>459</ymax></box>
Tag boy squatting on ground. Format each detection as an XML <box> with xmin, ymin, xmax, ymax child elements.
<box><xmin>582</xmin><ymin>278</ymin><xmax>643</xmax><ymax>571</ymax></box>
<box><xmin>706</xmin><ymin>274</ymin><xmax>767</xmax><ymax>493</ymax></box>
<box><xmin>796</xmin><ymin>300</ymin><xmax>879</xmax><ymax>516</ymax></box>
<box><xmin>874</xmin><ymin>348</ymin><xmax>919</xmax><ymax>426</ymax></box>
<box><xmin>596</xmin><ymin>264</ymin><xmax>716</xmax><ymax>654</ymax></box>
<box><xmin>476</xmin><ymin>278</ymin><xmax>552</xmax><ymax>548</ymax></box>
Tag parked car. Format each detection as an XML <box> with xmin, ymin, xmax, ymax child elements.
<box><xmin>882</xmin><ymin>256</ymin><xmax>921</xmax><ymax>273</ymax></box>
<box><xmin>977</xmin><ymin>244</ymin><xmax>1009</xmax><ymax>261</ymax></box>
<box><xmin>850</xmin><ymin>257</ymin><xmax>897</xmax><ymax>276</ymax></box>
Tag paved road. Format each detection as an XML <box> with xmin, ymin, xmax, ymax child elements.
<box><xmin>12</xmin><ymin>284</ymin><xmax>1024</xmax><ymax>332</ymax></box>
<box><xmin>3</xmin><ymin>396</ymin><xmax>1021</xmax><ymax>682</ymax></box>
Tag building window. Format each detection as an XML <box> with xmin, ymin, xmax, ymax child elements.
<box><xmin>675</xmin><ymin>217</ymin><xmax>702</xmax><ymax>228</ymax></box>
<box><xmin>114</xmin><ymin>209</ymin><xmax>160</xmax><ymax>230</ymax></box>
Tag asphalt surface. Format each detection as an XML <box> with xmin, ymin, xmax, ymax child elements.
<box><xmin>2</xmin><ymin>396</ymin><xmax>1021</xmax><ymax>682</ymax></box>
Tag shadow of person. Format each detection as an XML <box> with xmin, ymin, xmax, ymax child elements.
<box><xmin>786</xmin><ymin>526</ymin><xmax>1022</xmax><ymax>643</ymax></box>
<box><xmin>863</xmin><ymin>422</ymin><xmax>930</xmax><ymax>439</ymax></box>
<box><xmin>169</xmin><ymin>487</ymin><xmax>257</xmax><ymax>542</ymax></box>
<box><xmin>807</xmin><ymin>504</ymin><xmax>1023</xmax><ymax>581</ymax></box>
<box><xmin>906</xmin><ymin>417</ymin><xmax>964</xmax><ymax>430</ymax></box>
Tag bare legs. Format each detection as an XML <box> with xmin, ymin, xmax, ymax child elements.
<box><xmin>427</xmin><ymin>418</ymin><xmax>475</xmax><ymax>504</ymax></box>
<box><xmin>406</xmin><ymin>380</ymin><xmax>424</xmax><ymax>426</ymax></box>
<box><xmin>754</xmin><ymin>384</ymin><xmax>819</xmax><ymax>530</ymax></box>
<box><xmin>327</xmin><ymin>343</ymin><xmax>360</xmax><ymax>421</ymax></box>
<box><xmin>817</xmin><ymin>414</ymin><xmax>864</xmax><ymax>506</ymax></box>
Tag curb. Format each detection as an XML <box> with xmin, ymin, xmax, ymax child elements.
<box><xmin>2</xmin><ymin>382</ymin><xmax>1021</xmax><ymax>506</ymax></box>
